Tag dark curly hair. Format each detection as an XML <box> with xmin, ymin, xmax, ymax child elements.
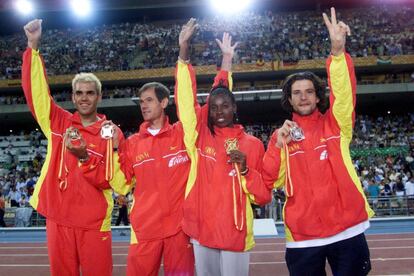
<box><xmin>281</xmin><ymin>71</ymin><xmax>328</xmax><ymax>114</ymax></box>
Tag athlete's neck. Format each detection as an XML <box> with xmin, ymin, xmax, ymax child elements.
<box><xmin>80</xmin><ymin>112</ymin><xmax>99</xmax><ymax>127</ymax></box>
<box><xmin>148</xmin><ymin>114</ymin><xmax>166</xmax><ymax>130</ymax></box>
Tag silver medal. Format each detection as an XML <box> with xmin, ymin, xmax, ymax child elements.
<box><xmin>101</xmin><ymin>123</ymin><xmax>114</xmax><ymax>139</ymax></box>
<box><xmin>66</xmin><ymin>127</ymin><xmax>81</xmax><ymax>141</ymax></box>
<box><xmin>290</xmin><ymin>126</ymin><xmax>305</xmax><ymax>142</ymax></box>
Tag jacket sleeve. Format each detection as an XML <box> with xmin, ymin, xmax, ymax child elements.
<box><xmin>241</xmin><ymin>140</ymin><xmax>271</xmax><ymax>206</ymax></box>
<box><xmin>262</xmin><ymin>130</ymin><xmax>286</xmax><ymax>190</ymax></box>
<box><xmin>212</xmin><ymin>70</ymin><xmax>233</xmax><ymax>90</ymax></box>
<box><xmin>174</xmin><ymin>61</ymin><xmax>202</xmax><ymax>151</ymax></box>
<box><xmin>326</xmin><ymin>52</ymin><xmax>357</xmax><ymax>142</ymax></box>
<box><xmin>21</xmin><ymin>48</ymin><xmax>71</xmax><ymax>139</ymax></box>
<box><xmin>174</xmin><ymin>61</ymin><xmax>201</xmax><ymax>198</ymax></box>
<box><xmin>111</xmin><ymin>136</ymin><xmax>135</xmax><ymax>195</ymax></box>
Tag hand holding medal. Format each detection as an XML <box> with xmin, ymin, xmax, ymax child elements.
<box><xmin>224</xmin><ymin>138</ymin><xmax>246</xmax><ymax>231</ymax></box>
<box><xmin>275</xmin><ymin>120</ymin><xmax>305</xmax><ymax>148</ymax></box>
<box><xmin>64</xmin><ymin>127</ymin><xmax>88</xmax><ymax>160</ymax></box>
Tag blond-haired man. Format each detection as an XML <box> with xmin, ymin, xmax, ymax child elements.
<box><xmin>22</xmin><ymin>19</ymin><xmax>124</xmax><ymax>276</ymax></box>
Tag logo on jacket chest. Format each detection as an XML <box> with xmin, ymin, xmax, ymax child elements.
<box><xmin>228</xmin><ymin>168</ymin><xmax>237</xmax><ymax>177</ymax></box>
<box><xmin>203</xmin><ymin>146</ymin><xmax>216</xmax><ymax>158</ymax></box>
<box><xmin>168</xmin><ymin>154</ymin><xmax>189</xmax><ymax>168</ymax></box>
<box><xmin>135</xmin><ymin>152</ymin><xmax>150</xmax><ymax>162</ymax></box>
<box><xmin>288</xmin><ymin>143</ymin><xmax>302</xmax><ymax>153</ymax></box>
<box><xmin>320</xmin><ymin>150</ymin><xmax>328</xmax><ymax>160</ymax></box>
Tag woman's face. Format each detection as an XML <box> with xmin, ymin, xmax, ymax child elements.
<box><xmin>209</xmin><ymin>94</ymin><xmax>236</xmax><ymax>128</ymax></box>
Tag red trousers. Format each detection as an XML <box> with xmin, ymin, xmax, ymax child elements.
<box><xmin>46</xmin><ymin>219</ymin><xmax>112</xmax><ymax>276</ymax></box>
<box><xmin>127</xmin><ymin>230</ymin><xmax>194</xmax><ymax>276</ymax></box>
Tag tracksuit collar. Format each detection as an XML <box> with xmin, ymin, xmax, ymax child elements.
<box><xmin>139</xmin><ymin>116</ymin><xmax>172</xmax><ymax>137</ymax></box>
<box><xmin>71</xmin><ymin>112</ymin><xmax>106</xmax><ymax>135</ymax></box>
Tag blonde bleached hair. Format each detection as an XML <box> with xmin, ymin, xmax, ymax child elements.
<box><xmin>71</xmin><ymin>73</ymin><xmax>102</xmax><ymax>95</ymax></box>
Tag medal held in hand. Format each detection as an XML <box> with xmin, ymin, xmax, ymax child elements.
<box><xmin>101</xmin><ymin>123</ymin><xmax>114</xmax><ymax>140</ymax></box>
<box><xmin>290</xmin><ymin>126</ymin><xmax>305</xmax><ymax>142</ymax></box>
<box><xmin>224</xmin><ymin>138</ymin><xmax>239</xmax><ymax>154</ymax></box>
<box><xmin>66</xmin><ymin>127</ymin><xmax>81</xmax><ymax>147</ymax></box>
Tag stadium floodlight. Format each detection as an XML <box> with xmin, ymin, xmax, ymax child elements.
<box><xmin>14</xmin><ymin>0</ymin><xmax>34</xmax><ymax>16</ymax></box>
<box><xmin>70</xmin><ymin>0</ymin><xmax>92</xmax><ymax>17</ymax></box>
<box><xmin>210</xmin><ymin>0</ymin><xmax>252</xmax><ymax>14</ymax></box>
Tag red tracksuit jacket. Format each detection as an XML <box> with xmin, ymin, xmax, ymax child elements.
<box><xmin>22</xmin><ymin>48</ymin><xmax>123</xmax><ymax>231</ymax></box>
<box><xmin>175</xmin><ymin>61</ymin><xmax>271</xmax><ymax>252</ymax></box>
<box><xmin>262</xmin><ymin>53</ymin><xmax>374</xmax><ymax>244</ymax></box>
<box><xmin>119</xmin><ymin>119</ymin><xmax>191</xmax><ymax>243</ymax></box>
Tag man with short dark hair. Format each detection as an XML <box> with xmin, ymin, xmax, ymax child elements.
<box><xmin>262</xmin><ymin>8</ymin><xmax>373</xmax><ymax>275</ymax></box>
<box><xmin>115</xmin><ymin>81</ymin><xmax>195</xmax><ymax>275</ymax></box>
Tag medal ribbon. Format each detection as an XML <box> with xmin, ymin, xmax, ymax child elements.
<box><xmin>58</xmin><ymin>134</ymin><xmax>69</xmax><ymax>191</ymax></box>
<box><xmin>225</xmin><ymin>138</ymin><xmax>244</xmax><ymax>231</ymax></box>
<box><xmin>283</xmin><ymin>139</ymin><xmax>294</xmax><ymax>197</ymax></box>
<box><xmin>105</xmin><ymin>138</ymin><xmax>114</xmax><ymax>181</ymax></box>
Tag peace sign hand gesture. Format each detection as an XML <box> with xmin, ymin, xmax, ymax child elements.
<box><xmin>323</xmin><ymin>7</ymin><xmax>351</xmax><ymax>56</ymax></box>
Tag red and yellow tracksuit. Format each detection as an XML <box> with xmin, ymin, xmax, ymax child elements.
<box><xmin>22</xmin><ymin>48</ymin><xmax>124</xmax><ymax>276</ymax></box>
<box><xmin>117</xmin><ymin>119</ymin><xmax>194</xmax><ymax>276</ymax></box>
<box><xmin>262</xmin><ymin>53</ymin><xmax>374</xmax><ymax>246</ymax></box>
<box><xmin>175</xmin><ymin>61</ymin><xmax>271</xmax><ymax>252</ymax></box>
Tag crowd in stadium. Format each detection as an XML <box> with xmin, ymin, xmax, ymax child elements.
<box><xmin>0</xmin><ymin>5</ymin><xmax>413</xmax><ymax>79</ymax></box>
<box><xmin>1</xmin><ymin>112</ymin><xmax>413</xmax><ymax>225</ymax></box>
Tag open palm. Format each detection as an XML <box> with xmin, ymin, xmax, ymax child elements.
<box><xmin>215</xmin><ymin>32</ymin><xmax>239</xmax><ymax>58</ymax></box>
<box><xmin>179</xmin><ymin>18</ymin><xmax>197</xmax><ymax>46</ymax></box>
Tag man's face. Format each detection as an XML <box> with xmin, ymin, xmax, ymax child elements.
<box><xmin>209</xmin><ymin>94</ymin><xmax>236</xmax><ymax>128</ymax></box>
<box><xmin>139</xmin><ymin>88</ymin><xmax>167</xmax><ymax>123</ymax></box>
<box><xmin>72</xmin><ymin>82</ymin><xmax>101</xmax><ymax>117</ymax></box>
<box><xmin>289</xmin><ymin>80</ymin><xmax>320</xmax><ymax>116</ymax></box>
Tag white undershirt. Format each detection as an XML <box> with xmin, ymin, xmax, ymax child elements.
<box><xmin>147</xmin><ymin>128</ymin><xmax>161</xmax><ymax>136</ymax></box>
<box><xmin>286</xmin><ymin>220</ymin><xmax>370</xmax><ymax>248</ymax></box>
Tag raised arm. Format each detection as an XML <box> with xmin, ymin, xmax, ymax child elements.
<box><xmin>323</xmin><ymin>8</ymin><xmax>357</xmax><ymax>140</ymax></box>
<box><xmin>22</xmin><ymin>19</ymin><xmax>70</xmax><ymax>137</ymax></box>
<box><xmin>175</xmin><ymin>19</ymin><xmax>200</xmax><ymax>198</ymax></box>
<box><xmin>175</xmin><ymin>18</ymin><xmax>200</xmax><ymax>136</ymax></box>
<box><xmin>211</xmin><ymin>32</ymin><xmax>237</xmax><ymax>90</ymax></box>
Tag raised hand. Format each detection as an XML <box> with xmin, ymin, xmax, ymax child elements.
<box><xmin>216</xmin><ymin>32</ymin><xmax>239</xmax><ymax>59</ymax></box>
<box><xmin>323</xmin><ymin>7</ymin><xmax>350</xmax><ymax>56</ymax></box>
<box><xmin>179</xmin><ymin>18</ymin><xmax>198</xmax><ymax>47</ymax></box>
<box><xmin>178</xmin><ymin>18</ymin><xmax>198</xmax><ymax>61</ymax></box>
<box><xmin>275</xmin><ymin>120</ymin><xmax>298</xmax><ymax>148</ymax></box>
<box><xmin>23</xmin><ymin>19</ymin><xmax>42</xmax><ymax>50</ymax></box>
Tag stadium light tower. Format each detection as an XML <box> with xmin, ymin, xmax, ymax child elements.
<box><xmin>14</xmin><ymin>0</ymin><xmax>34</xmax><ymax>16</ymax></box>
<box><xmin>210</xmin><ymin>0</ymin><xmax>252</xmax><ymax>14</ymax></box>
<box><xmin>70</xmin><ymin>0</ymin><xmax>92</xmax><ymax>17</ymax></box>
